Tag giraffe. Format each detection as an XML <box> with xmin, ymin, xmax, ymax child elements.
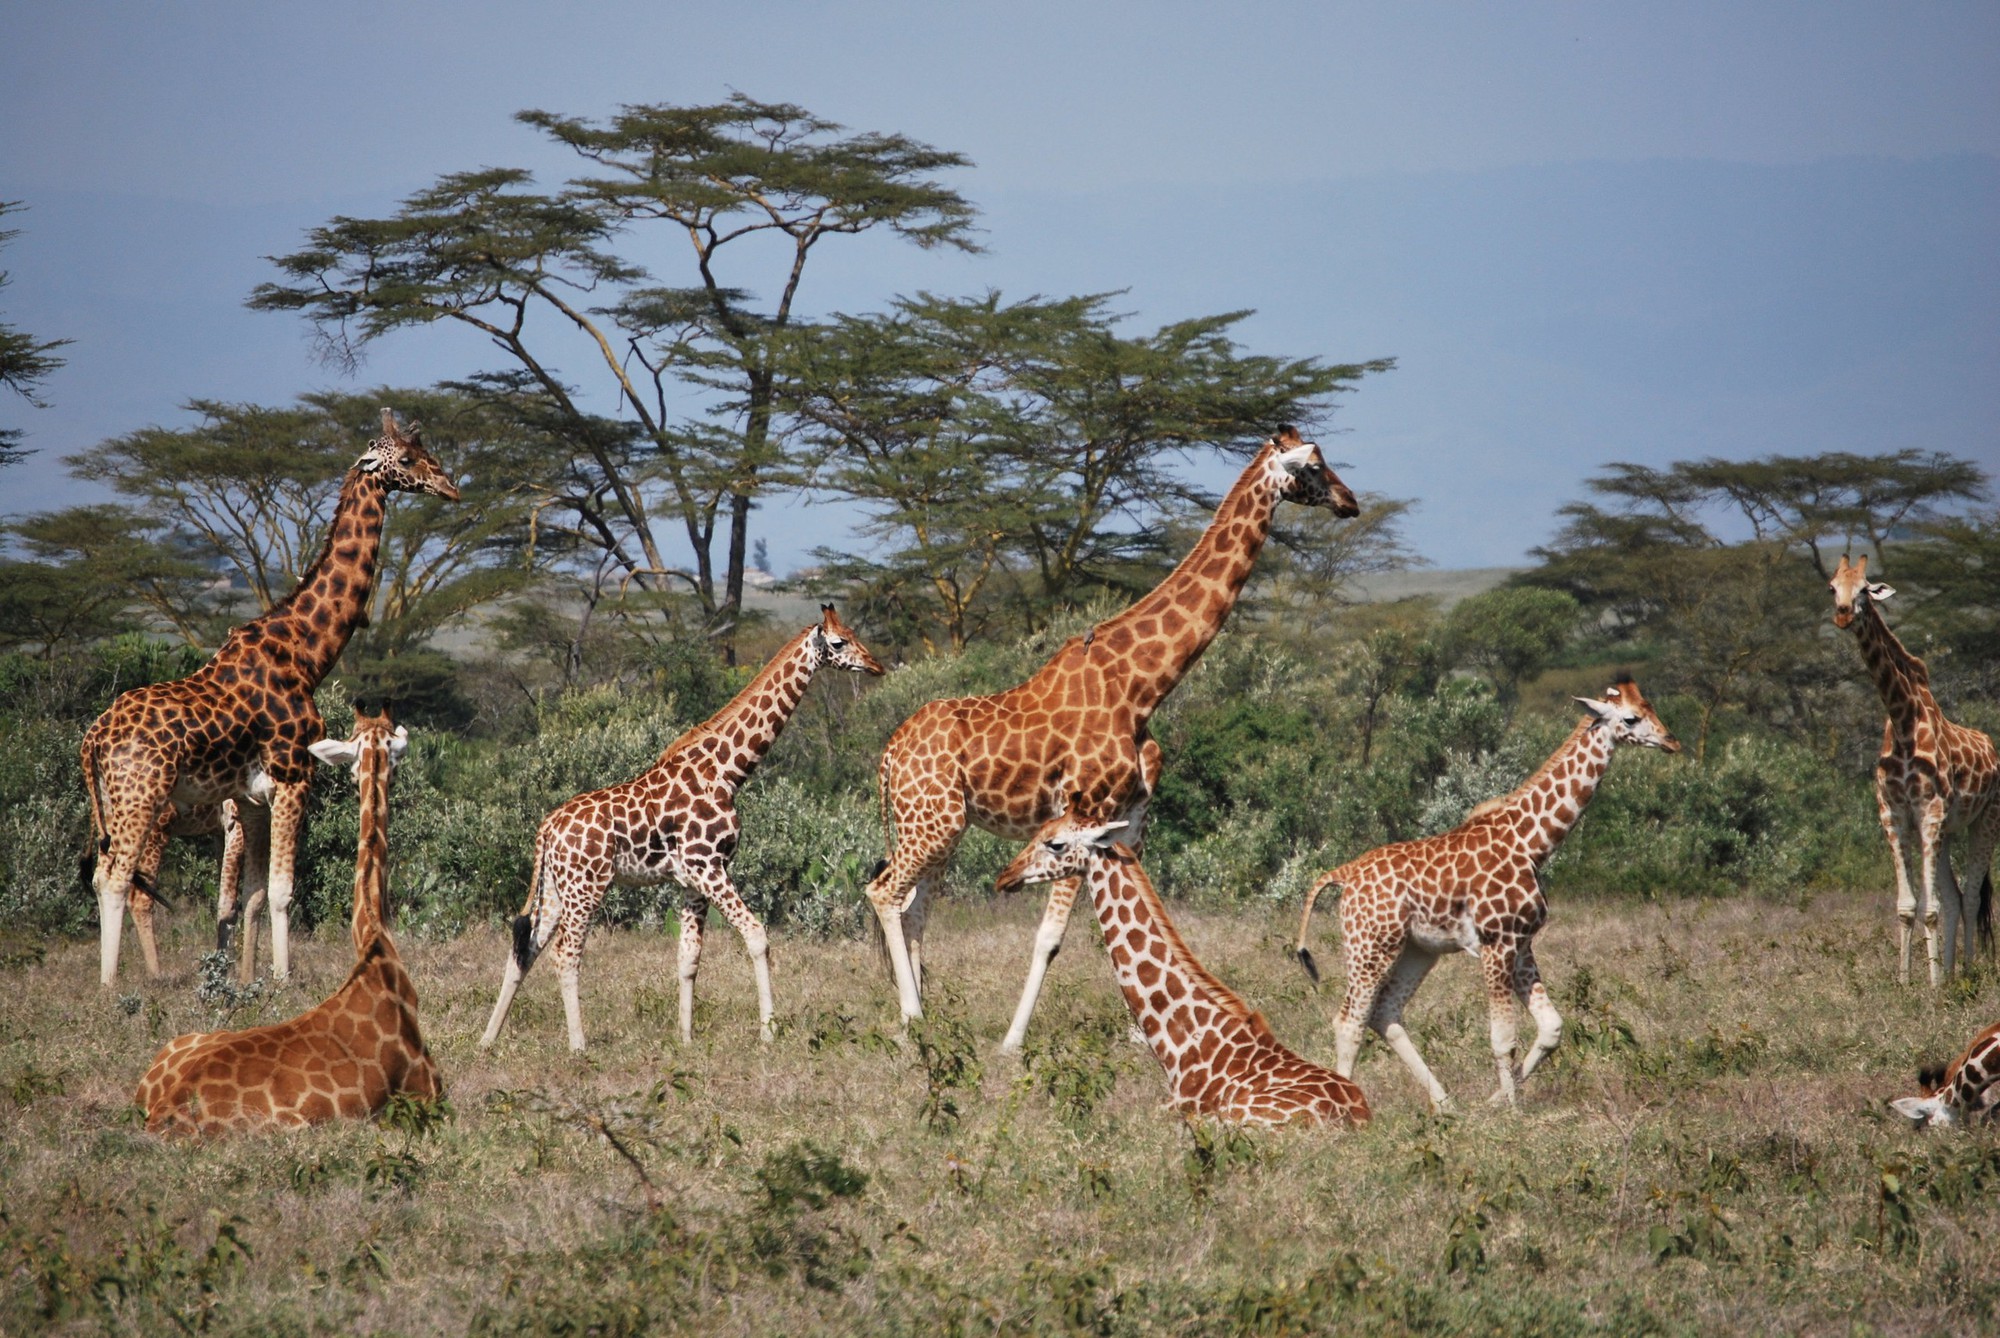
<box><xmin>134</xmin><ymin>708</ymin><xmax>442</xmax><ymax>1136</ymax></box>
<box><xmin>1293</xmin><ymin>676</ymin><xmax>1681</xmax><ymax>1110</ymax></box>
<box><xmin>996</xmin><ymin>812</ymin><xmax>1369</xmax><ymax>1127</ymax></box>
<box><xmin>99</xmin><ymin>799</ymin><xmax>245</xmax><ymax>981</ymax></box>
<box><xmin>1830</xmin><ymin>553</ymin><xmax>1999</xmax><ymax>984</ymax></box>
<box><xmin>479</xmin><ymin>605</ymin><xmax>885</xmax><ymax>1052</ymax></box>
<box><xmin>81</xmin><ymin>409</ymin><xmax>458</xmax><ymax>987</ymax></box>
<box><xmin>865</xmin><ymin>426</ymin><xmax>1360</xmax><ymax>1050</ymax></box>
<box><xmin>1891</xmin><ymin>1020</ymin><xmax>2000</xmax><ymax>1129</ymax></box>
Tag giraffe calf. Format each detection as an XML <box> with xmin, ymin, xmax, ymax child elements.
<box><xmin>1891</xmin><ymin>1021</ymin><xmax>2000</xmax><ymax>1130</ymax></box>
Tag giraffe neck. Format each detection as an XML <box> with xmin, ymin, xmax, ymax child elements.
<box><xmin>682</xmin><ymin>627</ymin><xmax>818</xmax><ymax>790</ymax></box>
<box><xmin>1084</xmin><ymin>445</ymin><xmax>1285</xmax><ymax>720</ymax></box>
<box><xmin>1851</xmin><ymin>601</ymin><xmax>1936</xmax><ymax>743</ymax></box>
<box><xmin>349</xmin><ymin>735</ymin><xmax>394</xmax><ymax>956</ymax></box>
<box><xmin>229</xmin><ymin>468</ymin><xmax>390</xmax><ymax>686</ymax></box>
<box><xmin>1088</xmin><ymin>853</ymin><xmax>1263</xmax><ymax>1079</ymax></box>
<box><xmin>1478</xmin><ymin>720</ymin><xmax>1617</xmax><ymax>865</ymax></box>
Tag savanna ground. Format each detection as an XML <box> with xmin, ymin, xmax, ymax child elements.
<box><xmin>2</xmin><ymin>885</ymin><xmax>1996</xmax><ymax>1336</ymax></box>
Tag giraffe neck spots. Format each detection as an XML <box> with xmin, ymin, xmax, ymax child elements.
<box><xmin>224</xmin><ymin>469</ymin><xmax>391</xmax><ymax>687</ymax></box>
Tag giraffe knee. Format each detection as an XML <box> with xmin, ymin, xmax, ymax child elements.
<box><xmin>743</xmin><ymin>923</ymin><xmax>769</xmax><ymax>959</ymax></box>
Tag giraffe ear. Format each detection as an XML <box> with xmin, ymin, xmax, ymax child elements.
<box><xmin>388</xmin><ymin>726</ymin><xmax>411</xmax><ymax>762</ymax></box>
<box><xmin>1867</xmin><ymin>582</ymin><xmax>1896</xmax><ymax>602</ymax></box>
<box><xmin>309</xmin><ymin>737</ymin><xmax>360</xmax><ymax>768</ymax></box>
<box><xmin>1574</xmin><ymin>696</ymin><xmax>1617</xmax><ymax>723</ymax></box>
<box><xmin>1890</xmin><ymin>1095</ymin><xmax>1941</xmax><ymax>1126</ymax></box>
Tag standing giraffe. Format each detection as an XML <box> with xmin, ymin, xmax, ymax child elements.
<box><xmin>81</xmin><ymin>410</ymin><xmax>458</xmax><ymax>987</ymax></box>
<box><xmin>996</xmin><ymin>813</ymin><xmax>1369</xmax><ymax>1127</ymax></box>
<box><xmin>1891</xmin><ymin>1020</ymin><xmax>2000</xmax><ymax>1129</ymax></box>
<box><xmin>1294</xmin><ymin>677</ymin><xmax>1681</xmax><ymax>1110</ymax></box>
<box><xmin>98</xmin><ymin>799</ymin><xmax>245</xmax><ymax>981</ymax></box>
<box><xmin>134</xmin><ymin>708</ymin><xmax>442</xmax><ymax>1136</ymax></box>
<box><xmin>479</xmin><ymin>606</ymin><xmax>884</xmax><ymax>1052</ymax></box>
<box><xmin>867</xmin><ymin>426</ymin><xmax>1359</xmax><ymax>1049</ymax></box>
<box><xmin>1830</xmin><ymin>554</ymin><xmax>1999</xmax><ymax>984</ymax></box>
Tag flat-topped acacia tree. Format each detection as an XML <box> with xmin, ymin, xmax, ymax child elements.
<box><xmin>251</xmin><ymin>96</ymin><xmax>978</xmax><ymax>662</ymax></box>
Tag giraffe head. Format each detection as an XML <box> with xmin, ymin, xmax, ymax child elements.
<box><xmin>810</xmin><ymin>604</ymin><xmax>885</xmax><ymax>676</ymax></box>
<box><xmin>358</xmin><ymin>409</ymin><xmax>462</xmax><ymax>501</ymax></box>
<box><xmin>1265</xmin><ymin>425</ymin><xmax>1360</xmax><ymax>518</ymax></box>
<box><xmin>307</xmin><ymin>709</ymin><xmax>411</xmax><ymax>777</ymax></box>
<box><xmin>1574</xmin><ymin>675</ymin><xmax>1681</xmax><ymax>754</ymax></box>
<box><xmin>1829</xmin><ymin>553</ymin><xmax>1894</xmax><ymax>630</ymax></box>
<box><xmin>993</xmin><ymin>812</ymin><xmax>1131</xmax><ymax>892</ymax></box>
<box><xmin>1891</xmin><ymin>1063</ymin><xmax>1957</xmax><ymax>1129</ymax></box>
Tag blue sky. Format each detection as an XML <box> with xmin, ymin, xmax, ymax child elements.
<box><xmin>3</xmin><ymin>2</ymin><xmax>1996</xmax><ymax>571</ymax></box>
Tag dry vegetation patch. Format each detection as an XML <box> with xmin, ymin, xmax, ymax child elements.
<box><xmin>2</xmin><ymin>889</ymin><xmax>1995</xmax><ymax>1335</ymax></box>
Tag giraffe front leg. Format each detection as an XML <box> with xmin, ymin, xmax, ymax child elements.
<box><xmin>676</xmin><ymin>899</ymin><xmax>707</xmax><ymax>1046</ymax></box>
<box><xmin>681</xmin><ymin>857</ymin><xmax>774</xmax><ymax>1043</ymax></box>
<box><xmin>1879</xmin><ymin>790</ymin><xmax>1919</xmax><ymax>984</ymax></box>
<box><xmin>1919</xmin><ymin>801</ymin><xmax>1953</xmax><ymax>986</ymax></box>
<box><xmin>1000</xmin><ymin>876</ymin><xmax>1078</xmax><ymax>1055</ymax></box>
<box><xmin>95</xmin><ymin>856</ymin><xmax>134</xmax><ymax>988</ymax></box>
<box><xmin>1481</xmin><ymin>939</ymin><xmax>1524</xmax><ymax>1107</ymax></box>
<box><xmin>233</xmin><ymin>805</ymin><xmax>273</xmax><ymax>984</ymax></box>
<box><xmin>1513</xmin><ymin>940</ymin><xmax>1564</xmax><ymax>1085</ymax></box>
<box><xmin>265</xmin><ymin>781</ymin><xmax>309</xmax><ymax>982</ymax></box>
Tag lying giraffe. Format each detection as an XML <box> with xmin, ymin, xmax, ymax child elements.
<box><xmin>134</xmin><ymin>709</ymin><xmax>441</xmax><ymax>1136</ymax></box>
<box><xmin>83</xmin><ymin>409</ymin><xmax>458</xmax><ymax>986</ymax></box>
<box><xmin>997</xmin><ymin>812</ymin><xmax>1368</xmax><ymax>1127</ymax></box>
<box><xmin>867</xmin><ymin>427</ymin><xmax>1359</xmax><ymax>1049</ymax></box>
<box><xmin>480</xmin><ymin>606</ymin><xmax>884</xmax><ymax>1051</ymax></box>
<box><xmin>1830</xmin><ymin>554</ymin><xmax>1999</xmax><ymax>983</ymax></box>
<box><xmin>1891</xmin><ymin>1021</ymin><xmax>2000</xmax><ymax>1129</ymax></box>
<box><xmin>1295</xmin><ymin>676</ymin><xmax>1681</xmax><ymax>1110</ymax></box>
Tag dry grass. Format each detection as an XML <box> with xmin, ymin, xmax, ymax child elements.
<box><xmin>2</xmin><ymin>886</ymin><xmax>1996</xmax><ymax>1335</ymax></box>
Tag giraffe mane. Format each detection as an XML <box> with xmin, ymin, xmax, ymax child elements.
<box><xmin>1117</xmin><ymin>858</ymin><xmax>1257</xmax><ymax>1024</ymax></box>
<box><xmin>1463</xmin><ymin>720</ymin><xmax>1594</xmax><ymax>825</ymax></box>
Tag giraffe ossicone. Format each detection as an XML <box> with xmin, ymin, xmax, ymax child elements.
<box><xmin>1830</xmin><ymin>553</ymin><xmax>1998</xmax><ymax>984</ymax></box>
<box><xmin>133</xmin><ymin>708</ymin><xmax>441</xmax><ymax>1136</ymax></box>
<box><xmin>997</xmin><ymin>810</ymin><xmax>1368</xmax><ymax>1128</ymax></box>
<box><xmin>479</xmin><ymin>605</ymin><xmax>885</xmax><ymax>1052</ymax></box>
<box><xmin>864</xmin><ymin>426</ymin><xmax>1362</xmax><ymax>1050</ymax></box>
<box><xmin>1295</xmin><ymin>675</ymin><xmax>1681</xmax><ymax>1111</ymax></box>
<box><xmin>82</xmin><ymin>408</ymin><xmax>459</xmax><ymax>988</ymax></box>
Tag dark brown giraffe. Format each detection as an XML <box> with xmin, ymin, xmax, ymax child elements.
<box><xmin>1295</xmin><ymin>677</ymin><xmax>1681</xmax><ymax>1109</ymax></box>
<box><xmin>134</xmin><ymin>708</ymin><xmax>441</xmax><ymax>1136</ymax></box>
<box><xmin>479</xmin><ymin>606</ymin><xmax>885</xmax><ymax>1051</ymax></box>
<box><xmin>1892</xmin><ymin>1020</ymin><xmax>2000</xmax><ymax>1128</ymax></box>
<box><xmin>997</xmin><ymin>813</ymin><xmax>1369</xmax><ymax>1128</ymax></box>
<box><xmin>1831</xmin><ymin>554</ymin><xmax>1999</xmax><ymax>983</ymax></box>
<box><xmin>866</xmin><ymin>427</ymin><xmax>1360</xmax><ymax>1049</ymax></box>
<box><xmin>81</xmin><ymin>410</ymin><xmax>458</xmax><ymax>987</ymax></box>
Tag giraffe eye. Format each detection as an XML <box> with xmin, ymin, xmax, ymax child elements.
<box><xmin>1623</xmin><ymin>714</ymin><xmax>1642</xmax><ymax>727</ymax></box>
<box><xmin>1046</xmin><ymin>839</ymin><xmax>1069</xmax><ymax>854</ymax></box>
<box><xmin>828</xmin><ymin>637</ymin><xmax>847</xmax><ymax>649</ymax></box>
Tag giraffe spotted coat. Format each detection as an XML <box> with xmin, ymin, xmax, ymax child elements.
<box><xmin>1830</xmin><ymin>554</ymin><xmax>1999</xmax><ymax>984</ymax></box>
<box><xmin>135</xmin><ymin>709</ymin><xmax>440</xmax><ymax>1136</ymax></box>
<box><xmin>1295</xmin><ymin>677</ymin><xmax>1681</xmax><ymax>1110</ymax></box>
<box><xmin>998</xmin><ymin>816</ymin><xmax>1367</xmax><ymax>1128</ymax></box>
<box><xmin>866</xmin><ymin>427</ymin><xmax>1361</xmax><ymax>1050</ymax></box>
<box><xmin>480</xmin><ymin>606</ymin><xmax>884</xmax><ymax>1051</ymax></box>
<box><xmin>1892</xmin><ymin>1021</ymin><xmax>2000</xmax><ymax>1129</ymax></box>
<box><xmin>82</xmin><ymin>410</ymin><xmax>458</xmax><ymax>987</ymax></box>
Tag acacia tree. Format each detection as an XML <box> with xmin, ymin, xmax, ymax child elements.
<box><xmin>251</xmin><ymin>96</ymin><xmax>978</xmax><ymax>661</ymax></box>
<box><xmin>783</xmin><ymin>290</ymin><xmax>1391</xmax><ymax>652</ymax></box>
<box><xmin>19</xmin><ymin>389</ymin><xmax>551</xmax><ymax>709</ymax></box>
<box><xmin>0</xmin><ymin>201</ymin><xmax>72</xmax><ymax>465</ymax></box>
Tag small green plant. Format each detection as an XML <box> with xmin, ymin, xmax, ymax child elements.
<box><xmin>1181</xmin><ymin>1117</ymin><xmax>1261</xmax><ymax>1199</ymax></box>
<box><xmin>745</xmin><ymin>1141</ymin><xmax>872</xmax><ymax>1290</ymax></box>
<box><xmin>907</xmin><ymin>990</ymin><xmax>984</xmax><ymax>1133</ymax></box>
<box><xmin>7</xmin><ymin>1063</ymin><xmax>64</xmax><ymax>1106</ymax></box>
<box><xmin>193</xmin><ymin>949</ymin><xmax>268</xmax><ymax>1024</ymax></box>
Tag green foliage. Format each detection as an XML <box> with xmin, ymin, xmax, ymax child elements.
<box><xmin>1443</xmin><ymin>585</ymin><xmax>1581</xmax><ymax>703</ymax></box>
<box><xmin>0</xmin><ymin>199</ymin><xmax>72</xmax><ymax>465</ymax></box>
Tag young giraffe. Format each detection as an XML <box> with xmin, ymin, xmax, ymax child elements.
<box><xmin>1830</xmin><ymin>554</ymin><xmax>1999</xmax><ymax>984</ymax></box>
<box><xmin>480</xmin><ymin>606</ymin><xmax>885</xmax><ymax>1052</ymax></box>
<box><xmin>82</xmin><ymin>410</ymin><xmax>458</xmax><ymax>986</ymax></box>
<box><xmin>1294</xmin><ymin>676</ymin><xmax>1681</xmax><ymax>1110</ymax></box>
<box><xmin>1891</xmin><ymin>1020</ymin><xmax>2000</xmax><ymax>1129</ymax></box>
<box><xmin>997</xmin><ymin>813</ymin><xmax>1369</xmax><ymax>1127</ymax></box>
<box><xmin>134</xmin><ymin>708</ymin><xmax>441</xmax><ymax>1136</ymax></box>
<box><xmin>867</xmin><ymin>427</ymin><xmax>1360</xmax><ymax>1049</ymax></box>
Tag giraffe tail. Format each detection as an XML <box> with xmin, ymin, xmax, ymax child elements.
<box><xmin>512</xmin><ymin>838</ymin><xmax>555</xmax><ymax>972</ymax></box>
<box><xmin>1294</xmin><ymin>870</ymin><xmax>1344</xmax><ymax>988</ymax></box>
<box><xmin>863</xmin><ymin>858</ymin><xmax>890</xmax><ymax>969</ymax></box>
<box><xmin>1976</xmin><ymin>865</ymin><xmax>1994</xmax><ymax>958</ymax></box>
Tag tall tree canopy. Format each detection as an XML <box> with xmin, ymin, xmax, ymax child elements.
<box><xmin>250</xmin><ymin>95</ymin><xmax>978</xmax><ymax>661</ymax></box>
<box><xmin>0</xmin><ymin>201</ymin><xmax>73</xmax><ymax>465</ymax></box>
<box><xmin>782</xmin><ymin>290</ymin><xmax>1393</xmax><ymax>653</ymax></box>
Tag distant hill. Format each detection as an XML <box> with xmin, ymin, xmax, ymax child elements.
<box><xmin>1342</xmin><ymin>567</ymin><xmax>1525</xmax><ymax>610</ymax></box>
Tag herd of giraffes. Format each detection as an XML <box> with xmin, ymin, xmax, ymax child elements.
<box><xmin>80</xmin><ymin>412</ymin><xmax>1998</xmax><ymax>1136</ymax></box>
